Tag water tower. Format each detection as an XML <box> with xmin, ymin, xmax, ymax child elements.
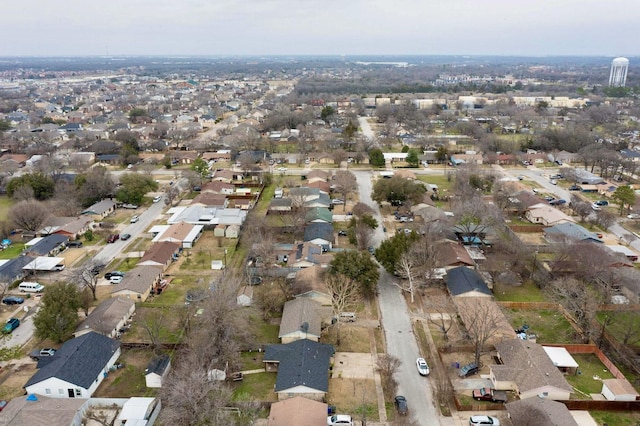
<box><xmin>609</xmin><ymin>57</ymin><xmax>629</xmax><ymax>87</ymax></box>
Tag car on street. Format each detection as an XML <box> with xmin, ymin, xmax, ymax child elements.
<box><xmin>331</xmin><ymin>199</ymin><xmax>344</xmax><ymax>205</ymax></box>
<box><xmin>0</xmin><ymin>400</ymin><xmax>7</xmax><ymax>412</ymax></box>
<box><xmin>550</xmin><ymin>179</ymin><xmax>558</xmax><ymax>185</ymax></box>
<box><xmin>153</xmin><ymin>195</ymin><xmax>162</xmax><ymax>203</ymax></box>
<box><xmin>2</xmin><ymin>296</ymin><xmax>24</xmax><ymax>305</ymax></box>
<box><xmin>120</xmin><ymin>233</ymin><xmax>131</xmax><ymax>241</ymax></box>
<box><xmin>109</xmin><ymin>276</ymin><xmax>124</xmax><ymax>284</ymax></box>
<box><xmin>2</xmin><ymin>318</ymin><xmax>20</xmax><ymax>334</ymax></box>
<box><xmin>591</xmin><ymin>204</ymin><xmax>601</xmax><ymax>211</ymax></box>
<box><xmin>459</xmin><ymin>362</ymin><xmax>479</xmax><ymax>377</ymax></box>
<box><xmin>469</xmin><ymin>415</ymin><xmax>500</xmax><ymax>425</ymax></box>
<box><xmin>368</xmin><ymin>246</ymin><xmax>375</xmax><ymax>254</ymax></box>
<box><xmin>594</xmin><ymin>200</ymin><xmax>609</xmax><ymax>206</ymax></box>
<box><xmin>327</xmin><ymin>414</ymin><xmax>353</xmax><ymax>426</ymax></box>
<box><xmin>517</xmin><ymin>175</ymin><xmax>524</xmax><ymax>180</ymax></box>
<box><xmin>277</xmin><ymin>167</ymin><xmax>287</xmax><ymax>172</ymax></box>
<box><xmin>107</xmin><ymin>234</ymin><xmax>120</xmax><ymax>243</ymax></box>
<box><xmin>394</xmin><ymin>396</ymin><xmax>408</xmax><ymax>416</ymax></box>
<box><xmin>122</xmin><ymin>203</ymin><xmax>138</xmax><ymax>209</ymax></box>
<box><xmin>130</xmin><ymin>215</ymin><xmax>139</xmax><ymax>223</ymax></box>
<box><xmin>549</xmin><ymin>199</ymin><xmax>566</xmax><ymax>206</ymax></box>
<box><xmin>416</xmin><ymin>357</ymin><xmax>430</xmax><ymax>376</ymax></box>
<box><xmin>627</xmin><ymin>213</ymin><xmax>640</xmax><ymax>219</ymax></box>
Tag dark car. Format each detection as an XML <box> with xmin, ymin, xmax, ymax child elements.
<box><xmin>67</xmin><ymin>240</ymin><xmax>83</xmax><ymax>248</ymax></box>
<box><xmin>569</xmin><ymin>185</ymin><xmax>580</xmax><ymax>191</ymax></box>
<box><xmin>2</xmin><ymin>296</ymin><xmax>24</xmax><ymax>305</ymax></box>
<box><xmin>107</xmin><ymin>234</ymin><xmax>120</xmax><ymax>243</ymax></box>
<box><xmin>549</xmin><ymin>199</ymin><xmax>566</xmax><ymax>206</ymax></box>
<box><xmin>338</xmin><ymin>230</ymin><xmax>348</xmax><ymax>236</ymax></box>
<box><xmin>120</xmin><ymin>233</ymin><xmax>131</xmax><ymax>241</ymax></box>
<box><xmin>91</xmin><ymin>264</ymin><xmax>105</xmax><ymax>276</ymax></box>
<box><xmin>2</xmin><ymin>318</ymin><xmax>20</xmax><ymax>334</ymax></box>
<box><xmin>394</xmin><ymin>396</ymin><xmax>408</xmax><ymax>415</ymax></box>
<box><xmin>459</xmin><ymin>362</ymin><xmax>479</xmax><ymax>377</ymax></box>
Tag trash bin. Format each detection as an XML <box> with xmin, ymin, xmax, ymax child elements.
<box><xmin>328</xmin><ymin>405</ymin><xmax>336</xmax><ymax>415</ymax></box>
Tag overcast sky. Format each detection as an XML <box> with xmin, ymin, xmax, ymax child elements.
<box><xmin>2</xmin><ymin>0</ymin><xmax>639</xmax><ymax>57</ymax></box>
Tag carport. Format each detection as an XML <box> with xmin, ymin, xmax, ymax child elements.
<box><xmin>22</xmin><ymin>256</ymin><xmax>65</xmax><ymax>272</ymax></box>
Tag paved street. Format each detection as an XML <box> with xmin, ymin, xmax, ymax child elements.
<box><xmin>355</xmin><ymin>171</ymin><xmax>440</xmax><ymax>426</ymax></box>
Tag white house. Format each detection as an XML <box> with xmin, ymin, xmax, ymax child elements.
<box><xmin>24</xmin><ymin>332</ymin><xmax>120</xmax><ymax>398</ymax></box>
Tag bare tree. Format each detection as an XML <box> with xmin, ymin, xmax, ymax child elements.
<box><xmin>395</xmin><ymin>252</ymin><xmax>420</xmax><ymax>303</ymax></box>
<box><xmin>570</xmin><ymin>195</ymin><xmax>592</xmax><ymax>222</ymax></box>
<box><xmin>164</xmin><ymin>185</ymin><xmax>180</xmax><ymax>207</ymax></box>
<box><xmin>333</xmin><ymin>170</ymin><xmax>357</xmax><ymax>212</ymax></box>
<box><xmin>326</xmin><ymin>272</ymin><xmax>361</xmax><ymax>346</ymax></box>
<box><xmin>83</xmin><ymin>405</ymin><xmax>121</xmax><ymax>426</ymax></box>
<box><xmin>138</xmin><ymin>307</ymin><xmax>168</xmax><ymax>353</ymax></box>
<box><xmin>425</xmin><ymin>295</ymin><xmax>455</xmax><ymax>342</ymax></box>
<box><xmin>459</xmin><ymin>299</ymin><xmax>504</xmax><ymax>366</ymax></box>
<box><xmin>8</xmin><ymin>199</ymin><xmax>50</xmax><ymax>232</ymax></box>
<box><xmin>12</xmin><ymin>184</ymin><xmax>35</xmax><ymax>201</ymax></box>
<box><xmin>73</xmin><ymin>260</ymin><xmax>103</xmax><ymax>301</ymax></box>
<box><xmin>377</xmin><ymin>354</ymin><xmax>401</xmax><ymax>400</ymax></box>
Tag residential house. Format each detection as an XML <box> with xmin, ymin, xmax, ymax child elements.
<box><xmin>0</xmin><ymin>255</ymin><xmax>33</xmax><ymax>283</ymax></box>
<box><xmin>145</xmin><ymin>355</ymin><xmax>171</xmax><ymax>388</ymax></box>
<box><xmin>263</xmin><ymin>339</ymin><xmax>334</xmax><ymax>401</ymax></box>
<box><xmin>268</xmin><ymin>198</ymin><xmax>293</xmax><ymax>213</ymax></box>
<box><xmin>201</xmin><ymin>180</ymin><xmax>235</xmax><ymax>195</ymax></box>
<box><xmin>110</xmin><ymin>265</ymin><xmax>163</xmax><ymax>302</ymax></box>
<box><xmin>170</xmin><ymin>151</ymin><xmax>199</xmax><ymax>164</ymax></box>
<box><xmin>304</xmin><ymin>193</ymin><xmax>331</xmax><ymax>209</ymax></box>
<box><xmin>279</xmin><ymin>298</ymin><xmax>324</xmax><ymax>343</ymax></box>
<box><xmin>307</xmin><ymin>180</ymin><xmax>330</xmax><ymax>193</ymax></box>
<box><xmin>81</xmin><ymin>199</ymin><xmax>116</xmax><ymax>219</ymax></box>
<box><xmin>152</xmin><ymin>222</ymin><xmax>204</xmax><ymax>249</ymax></box>
<box><xmin>525</xmin><ymin>203</ymin><xmax>575</xmax><ymax>226</ymax></box>
<box><xmin>236</xmin><ymin>285</ymin><xmax>254</xmax><ymax>307</ymax></box>
<box><xmin>303</xmin><ymin>223</ymin><xmax>334</xmax><ymax>249</ymax></box>
<box><xmin>305</xmin><ymin>170</ymin><xmax>330</xmax><ymax>183</ymax></box>
<box><xmin>166</xmin><ymin>206</ymin><xmax>247</xmax><ymax>226</ymax></box>
<box><xmin>305</xmin><ymin>207</ymin><xmax>333</xmax><ymax>224</ymax></box>
<box><xmin>24</xmin><ymin>332</ymin><xmax>121</xmax><ymax>398</ymax></box>
<box><xmin>212</xmin><ymin>169</ymin><xmax>236</xmax><ymax>184</ymax></box>
<box><xmin>505</xmin><ymin>398</ymin><xmax>579</xmax><ymax>426</ymax></box>
<box><xmin>292</xmin><ymin>265</ymin><xmax>331</xmax><ymax>306</ymax></box>
<box><xmin>435</xmin><ymin>241</ymin><xmax>475</xmax><ymax>270</ymax></box>
<box><xmin>446</xmin><ymin>266</ymin><xmax>492</xmax><ymax>297</ymax></box>
<box><xmin>51</xmin><ymin>216</ymin><xmax>93</xmax><ymax>240</ymax></box>
<box><xmin>0</xmin><ymin>395</ymin><xmax>89</xmax><ymax>426</ymax></box>
<box><xmin>289</xmin><ymin>187</ymin><xmax>321</xmax><ymax>203</ymax></box>
<box><xmin>543</xmin><ymin>222</ymin><xmax>603</xmax><ymax>244</ymax></box>
<box><xmin>23</xmin><ymin>235</ymin><xmax>69</xmax><ymax>257</ymax></box>
<box><xmin>268</xmin><ymin>396</ymin><xmax>328</xmax><ymax>426</ymax></box>
<box><xmin>139</xmin><ymin>242</ymin><xmax>182</xmax><ymax>270</ymax></box>
<box><xmin>74</xmin><ymin>297</ymin><xmax>135</xmax><ymax>338</ymax></box>
<box><xmin>191</xmin><ymin>193</ymin><xmax>229</xmax><ymax>209</ymax></box>
<box><xmin>289</xmin><ymin>242</ymin><xmax>330</xmax><ymax>269</ymax></box>
<box><xmin>491</xmin><ymin>339</ymin><xmax>573</xmax><ymax>400</ymax></box>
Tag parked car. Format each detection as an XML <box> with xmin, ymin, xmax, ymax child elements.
<box><xmin>29</xmin><ymin>348</ymin><xmax>56</xmax><ymax>360</ymax></box>
<box><xmin>569</xmin><ymin>184</ymin><xmax>580</xmax><ymax>191</ymax></box>
<box><xmin>105</xmin><ymin>271</ymin><xmax>125</xmax><ymax>280</ymax></box>
<box><xmin>472</xmin><ymin>387</ymin><xmax>507</xmax><ymax>403</ymax></box>
<box><xmin>130</xmin><ymin>215</ymin><xmax>140</xmax><ymax>223</ymax></box>
<box><xmin>107</xmin><ymin>234</ymin><xmax>120</xmax><ymax>243</ymax></box>
<box><xmin>549</xmin><ymin>199</ymin><xmax>566</xmax><ymax>205</ymax></box>
<box><xmin>120</xmin><ymin>233</ymin><xmax>131</xmax><ymax>241</ymax></box>
<box><xmin>110</xmin><ymin>276</ymin><xmax>124</xmax><ymax>284</ymax></box>
<box><xmin>550</xmin><ymin>179</ymin><xmax>557</xmax><ymax>185</ymax></box>
<box><xmin>153</xmin><ymin>195</ymin><xmax>162</xmax><ymax>203</ymax></box>
<box><xmin>394</xmin><ymin>396</ymin><xmax>408</xmax><ymax>416</ymax></box>
<box><xmin>331</xmin><ymin>199</ymin><xmax>344</xmax><ymax>205</ymax></box>
<box><xmin>67</xmin><ymin>240</ymin><xmax>83</xmax><ymax>248</ymax></box>
<box><xmin>2</xmin><ymin>296</ymin><xmax>24</xmax><ymax>305</ymax></box>
<box><xmin>627</xmin><ymin>214</ymin><xmax>640</xmax><ymax>219</ymax></box>
<box><xmin>327</xmin><ymin>414</ymin><xmax>353</xmax><ymax>426</ymax></box>
<box><xmin>591</xmin><ymin>204</ymin><xmax>601</xmax><ymax>211</ymax></box>
<box><xmin>416</xmin><ymin>357</ymin><xmax>430</xmax><ymax>376</ymax></box>
<box><xmin>2</xmin><ymin>318</ymin><xmax>20</xmax><ymax>334</ymax></box>
<box><xmin>459</xmin><ymin>362</ymin><xmax>479</xmax><ymax>377</ymax></box>
<box><xmin>0</xmin><ymin>400</ymin><xmax>7</xmax><ymax>412</ymax></box>
<box><xmin>469</xmin><ymin>415</ymin><xmax>500</xmax><ymax>425</ymax></box>
<box><xmin>338</xmin><ymin>230</ymin><xmax>348</xmax><ymax>236</ymax></box>
<box><xmin>594</xmin><ymin>200</ymin><xmax>609</xmax><ymax>206</ymax></box>
<box><xmin>122</xmin><ymin>203</ymin><xmax>138</xmax><ymax>209</ymax></box>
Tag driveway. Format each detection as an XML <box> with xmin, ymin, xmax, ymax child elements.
<box><xmin>354</xmin><ymin>171</ymin><xmax>440</xmax><ymax>426</ymax></box>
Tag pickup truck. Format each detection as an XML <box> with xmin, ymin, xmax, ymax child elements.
<box><xmin>472</xmin><ymin>387</ymin><xmax>507</xmax><ymax>403</ymax></box>
<box><xmin>29</xmin><ymin>348</ymin><xmax>56</xmax><ymax>360</ymax></box>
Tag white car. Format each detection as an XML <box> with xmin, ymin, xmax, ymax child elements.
<box><xmin>627</xmin><ymin>214</ymin><xmax>640</xmax><ymax>219</ymax></box>
<box><xmin>153</xmin><ymin>195</ymin><xmax>162</xmax><ymax>203</ymax></box>
<box><xmin>109</xmin><ymin>276</ymin><xmax>123</xmax><ymax>284</ymax></box>
<box><xmin>469</xmin><ymin>415</ymin><xmax>500</xmax><ymax>426</ymax></box>
<box><xmin>327</xmin><ymin>414</ymin><xmax>353</xmax><ymax>426</ymax></box>
<box><xmin>416</xmin><ymin>357</ymin><xmax>430</xmax><ymax>376</ymax></box>
<box><xmin>130</xmin><ymin>215</ymin><xmax>140</xmax><ymax>223</ymax></box>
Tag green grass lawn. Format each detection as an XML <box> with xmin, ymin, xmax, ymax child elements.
<box><xmin>565</xmin><ymin>354</ymin><xmax>616</xmax><ymax>398</ymax></box>
<box><xmin>597</xmin><ymin>311</ymin><xmax>640</xmax><ymax>349</ymax></box>
<box><xmin>493</xmin><ymin>280</ymin><xmax>546</xmax><ymax>302</ymax></box>
<box><xmin>232</xmin><ymin>372</ymin><xmax>277</xmax><ymax>402</ymax></box>
<box><xmin>416</xmin><ymin>174</ymin><xmax>454</xmax><ymax>193</ymax></box>
<box><xmin>0</xmin><ymin>196</ymin><xmax>13</xmax><ymax>221</ymax></box>
<box><xmin>591</xmin><ymin>410</ymin><xmax>640</xmax><ymax>425</ymax></box>
<box><xmin>502</xmin><ymin>309</ymin><xmax>576</xmax><ymax>343</ymax></box>
<box><xmin>0</xmin><ymin>243</ymin><xmax>25</xmax><ymax>259</ymax></box>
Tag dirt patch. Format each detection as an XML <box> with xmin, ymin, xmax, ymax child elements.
<box><xmin>323</xmin><ymin>326</ymin><xmax>372</xmax><ymax>353</ymax></box>
<box><xmin>332</xmin><ymin>352</ymin><xmax>375</xmax><ymax>380</ymax></box>
<box><xmin>439</xmin><ymin>351</ymin><xmax>496</xmax><ymax>383</ymax></box>
<box><xmin>0</xmin><ymin>362</ymin><xmax>37</xmax><ymax>399</ymax></box>
<box><xmin>327</xmin><ymin>378</ymin><xmax>378</xmax><ymax>421</ymax></box>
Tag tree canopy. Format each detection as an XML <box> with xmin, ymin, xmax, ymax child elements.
<box><xmin>329</xmin><ymin>250</ymin><xmax>379</xmax><ymax>297</ymax></box>
<box><xmin>6</xmin><ymin>172</ymin><xmax>55</xmax><ymax>201</ymax></box>
<box><xmin>116</xmin><ymin>173</ymin><xmax>159</xmax><ymax>204</ymax></box>
<box><xmin>368</xmin><ymin>148</ymin><xmax>385</xmax><ymax>167</ymax></box>
<box><xmin>612</xmin><ymin>185</ymin><xmax>635</xmax><ymax>215</ymax></box>
<box><xmin>375</xmin><ymin>230</ymin><xmax>420</xmax><ymax>274</ymax></box>
<box><xmin>33</xmin><ymin>282</ymin><xmax>80</xmax><ymax>342</ymax></box>
<box><xmin>372</xmin><ymin>175</ymin><xmax>426</xmax><ymax>205</ymax></box>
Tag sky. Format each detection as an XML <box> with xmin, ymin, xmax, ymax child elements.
<box><xmin>2</xmin><ymin>0</ymin><xmax>639</xmax><ymax>57</ymax></box>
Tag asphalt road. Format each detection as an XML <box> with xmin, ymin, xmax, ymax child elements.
<box><xmin>355</xmin><ymin>171</ymin><xmax>439</xmax><ymax>426</ymax></box>
<box><xmin>1</xmin><ymin>300</ymin><xmax>39</xmax><ymax>349</ymax></box>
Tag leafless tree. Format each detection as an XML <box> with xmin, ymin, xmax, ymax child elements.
<box><xmin>395</xmin><ymin>252</ymin><xmax>420</xmax><ymax>303</ymax></box>
<box><xmin>425</xmin><ymin>295</ymin><xmax>455</xmax><ymax>342</ymax></box>
<box><xmin>73</xmin><ymin>260</ymin><xmax>103</xmax><ymax>301</ymax></box>
<box><xmin>377</xmin><ymin>354</ymin><xmax>401</xmax><ymax>400</ymax></box>
<box><xmin>8</xmin><ymin>199</ymin><xmax>50</xmax><ymax>232</ymax></box>
<box><xmin>593</xmin><ymin>209</ymin><xmax>616</xmax><ymax>229</ymax></box>
<box><xmin>181</xmin><ymin>169</ymin><xmax>203</xmax><ymax>189</ymax></box>
<box><xmin>326</xmin><ymin>272</ymin><xmax>361</xmax><ymax>346</ymax></box>
<box><xmin>459</xmin><ymin>299</ymin><xmax>504</xmax><ymax>366</ymax></box>
<box><xmin>570</xmin><ymin>195</ymin><xmax>592</xmax><ymax>222</ymax></box>
<box><xmin>352</xmin><ymin>202</ymin><xmax>375</xmax><ymax>217</ymax></box>
<box><xmin>164</xmin><ymin>185</ymin><xmax>180</xmax><ymax>207</ymax></box>
<box><xmin>48</xmin><ymin>181</ymin><xmax>81</xmax><ymax>216</ymax></box>
<box><xmin>12</xmin><ymin>184</ymin><xmax>35</xmax><ymax>201</ymax></box>
<box><xmin>331</xmin><ymin>149</ymin><xmax>349</xmax><ymax>165</ymax></box>
<box><xmin>138</xmin><ymin>307</ymin><xmax>168</xmax><ymax>353</ymax></box>
<box><xmin>83</xmin><ymin>405</ymin><xmax>121</xmax><ymax>426</ymax></box>
<box><xmin>333</xmin><ymin>170</ymin><xmax>357</xmax><ymax>212</ymax></box>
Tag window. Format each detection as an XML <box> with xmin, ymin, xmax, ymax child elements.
<box><xmin>75</xmin><ymin>389</ymin><xmax>82</xmax><ymax>397</ymax></box>
<box><xmin>45</xmin><ymin>389</ymin><xmax>51</xmax><ymax>395</ymax></box>
<box><xmin>58</xmin><ymin>389</ymin><xmax>64</xmax><ymax>394</ymax></box>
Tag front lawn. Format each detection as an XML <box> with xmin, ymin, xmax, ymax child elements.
<box><xmin>232</xmin><ymin>372</ymin><xmax>277</xmax><ymax>402</ymax></box>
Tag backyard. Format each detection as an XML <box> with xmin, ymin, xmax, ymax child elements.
<box><xmin>565</xmin><ymin>353</ymin><xmax>616</xmax><ymax>398</ymax></box>
<box><xmin>502</xmin><ymin>308</ymin><xmax>577</xmax><ymax>344</ymax></box>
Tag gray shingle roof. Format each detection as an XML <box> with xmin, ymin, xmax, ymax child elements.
<box><xmin>264</xmin><ymin>340</ymin><xmax>334</xmax><ymax>392</ymax></box>
<box><xmin>506</xmin><ymin>397</ymin><xmax>578</xmax><ymax>426</ymax></box>
<box><xmin>303</xmin><ymin>223</ymin><xmax>334</xmax><ymax>244</ymax></box>
<box><xmin>446</xmin><ymin>266</ymin><xmax>492</xmax><ymax>296</ymax></box>
<box><xmin>145</xmin><ymin>354</ymin><xmax>171</xmax><ymax>376</ymax></box>
<box><xmin>25</xmin><ymin>332</ymin><xmax>120</xmax><ymax>389</ymax></box>
<box><xmin>279</xmin><ymin>298</ymin><xmax>322</xmax><ymax>338</ymax></box>
<box><xmin>24</xmin><ymin>234</ymin><xmax>69</xmax><ymax>256</ymax></box>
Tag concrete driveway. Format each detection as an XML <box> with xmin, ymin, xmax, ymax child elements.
<box><xmin>332</xmin><ymin>352</ymin><xmax>375</xmax><ymax>380</ymax></box>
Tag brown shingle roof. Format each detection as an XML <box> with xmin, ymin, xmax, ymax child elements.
<box><xmin>140</xmin><ymin>241</ymin><xmax>181</xmax><ymax>264</ymax></box>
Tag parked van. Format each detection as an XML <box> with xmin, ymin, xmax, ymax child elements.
<box><xmin>19</xmin><ymin>282</ymin><xmax>44</xmax><ymax>293</ymax></box>
<box><xmin>340</xmin><ymin>312</ymin><xmax>357</xmax><ymax>322</ymax></box>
